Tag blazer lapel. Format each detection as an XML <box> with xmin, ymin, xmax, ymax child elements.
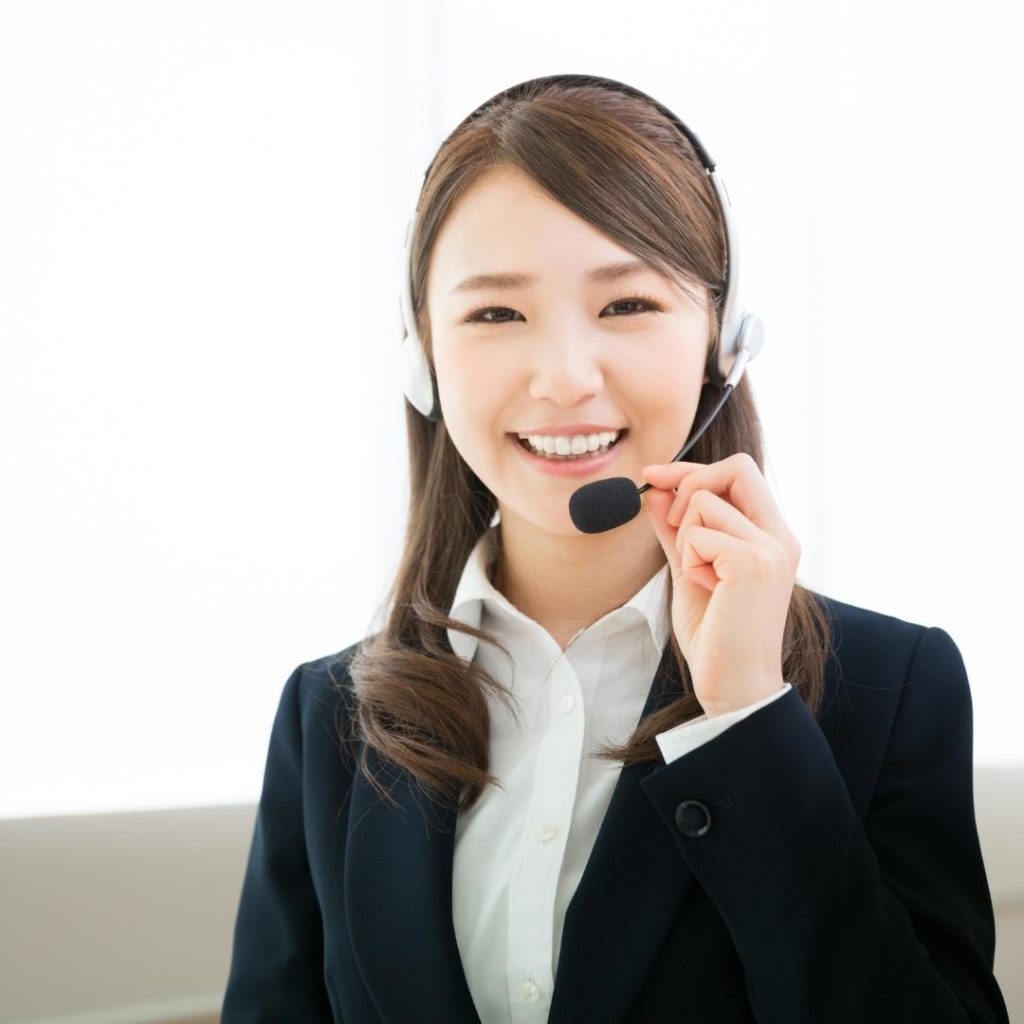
<box><xmin>345</xmin><ymin>743</ymin><xmax>481</xmax><ymax>1023</ymax></box>
<box><xmin>344</xmin><ymin>642</ymin><xmax>690</xmax><ymax>1024</ymax></box>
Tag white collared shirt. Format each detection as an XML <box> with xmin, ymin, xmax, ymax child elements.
<box><xmin>447</xmin><ymin>518</ymin><xmax>789</xmax><ymax>1024</ymax></box>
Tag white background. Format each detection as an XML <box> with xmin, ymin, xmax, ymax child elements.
<box><xmin>1</xmin><ymin>0</ymin><xmax>1021</xmax><ymax>819</ymax></box>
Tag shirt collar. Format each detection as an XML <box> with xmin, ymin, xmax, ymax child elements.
<box><xmin>445</xmin><ymin>517</ymin><xmax>672</xmax><ymax>664</ymax></box>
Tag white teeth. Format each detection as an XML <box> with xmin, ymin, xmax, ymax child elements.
<box><xmin>516</xmin><ymin>429</ymin><xmax>622</xmax><ymax>456</ymax></box>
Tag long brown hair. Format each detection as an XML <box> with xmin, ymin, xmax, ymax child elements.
<box><xmin>335</xmin><ymin>78</ymin><xmax>834</xmax><ymax>815</ymax></box>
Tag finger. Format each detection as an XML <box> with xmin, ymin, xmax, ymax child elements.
<box><xmin>662</xmin><ymin>452</ymin><xmax>785</xmax><ymax>537</ymax></box>
<box><xmin>641</xmin><ymin>485</ymin><xmax>682</xmax><ymax>574</ymax></box>
<box><xmin>673</xmin><ymin>489</ymin><xmax>765</xmax><ymax>546</ymax></box>
<box><xmin>641</xmin><ymin>462</ymin><xmax>703</xmax><ymax>490</ymax></box>
<box><xmin>679</xmin><ymin>524</ymin><xmax>753</xmax><ymax>588</ymax></box>
<box><xmin>642</xmin><ymin>479</ymin><xmax>713</xmax><ymax>609</ymax></box>
<box><xmin>674</xmin><ymin>490</ymin><xmax>764</xmax><ymax>591</ymax></box>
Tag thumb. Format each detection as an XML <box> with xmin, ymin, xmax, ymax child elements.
<box><xmin>642</xmin><ymin>486</ymin><xmax>681</xmax><ymax>574</ymax></box>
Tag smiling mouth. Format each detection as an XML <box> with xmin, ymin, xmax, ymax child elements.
<box><xmin>511</xmin><ymin>429</ymin><xmax>628</xmax><ymax>460</ymax></box>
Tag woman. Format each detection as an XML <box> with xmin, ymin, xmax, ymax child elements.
<box><xmin>222</xmin><ymin>74</ymin><xmax>1010</xmax><ymax>1023</ymax></box>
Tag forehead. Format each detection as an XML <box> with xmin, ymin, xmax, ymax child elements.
<box><xmin>444</xmin><ymin>163</ymin><xmax>567</xmax><ymax>226</ymax></box>
<box><xmin>427</xmin><ymin>164</ymin><xmax>650</xmax><ymax>294</ymax></box>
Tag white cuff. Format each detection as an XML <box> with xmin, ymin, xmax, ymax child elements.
<box><xmin>655</xmin><ymin>683</ymin><xmax>792</xmax><ymax>764</ymax></box>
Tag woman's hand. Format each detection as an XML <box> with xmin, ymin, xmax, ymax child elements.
<box><xmin>640</xmin><ymin>452</ymin><xmax>801</xmax><ymax>718</ymax></box>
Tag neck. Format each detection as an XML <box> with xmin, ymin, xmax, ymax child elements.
<box><xmin>491</xmin><ymin>504</ymin><xmax>667</xmax><ymax>646</ymax></box>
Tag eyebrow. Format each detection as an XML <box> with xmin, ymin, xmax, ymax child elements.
<box><xmin>449</xmin><ymin>258</ymin><xmax>654</xmax><ymax>295</ymax></box>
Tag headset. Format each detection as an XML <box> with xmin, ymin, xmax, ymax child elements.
<box><xmin>395</xmin><ymin>73</ymin><xmax>765</xmax><ymax>533</ymax></box>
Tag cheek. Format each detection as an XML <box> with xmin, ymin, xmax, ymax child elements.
<box><xmin>649</xmin><ymin>357</ymin><xmax>702</xmax><ymax>415</ymax></box>
<box><xmin>644</xmin><ymin>336</ymin><xmax>707</xmax><ymax>397</ymax></box>
<box><xmin>618</xmin><ymin>354</ymin><xmax>691</xmax><ymax>420</ymax></box>
<box><xmin>434</xmin><ymin>343</ymin><xmax>497</xmax><ymax>409</ymax></box>
<box><xmin>433</xmin><ymin>362</ymin><xmax>507</xmax><ymax>472</ymax></box>
<box><xmin>440</xmin><ymin>375</ymin><xmax>501</xmax><ymax>443</ymax></box>
<box><xmin>632</xmin><ymin>348</ymin><xmax>707</xmax><ymax>453</ymax></box>
<box><xmin>438</xmin><ymin>342</ymin><xmax>520</xmax><ymax>421</ymax></box>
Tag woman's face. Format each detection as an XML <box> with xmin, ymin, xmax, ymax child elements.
<box><xmin>425</xmin><ymin>163</ymin><xmax>712</xmax><ymax>536</ymax></box>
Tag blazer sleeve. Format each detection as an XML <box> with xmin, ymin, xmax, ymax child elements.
<box><xmin>639</xmin><ymin>626</ymin><xmax>1009</xmax><ymax>1024</ymax></box>
<box><xmin>221</xmin><ymin>662</ymin><xmax>336</xmax><ymax>1022</ymax></box>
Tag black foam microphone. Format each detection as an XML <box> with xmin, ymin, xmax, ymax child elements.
<box><xmin>568</xmin><ymin>383</ymin><xmax>738</xmax><ymax>534</ymax></box>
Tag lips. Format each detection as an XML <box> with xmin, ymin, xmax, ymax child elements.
<box><xmin>514</xmin><ymin>424</ymin><xmax>626</xmax><ymax>436</ymax></box>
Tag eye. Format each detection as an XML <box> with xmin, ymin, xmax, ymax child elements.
<box><xmin>461</xmin><ymin>293</ymin><xmax>664</xmax><ymax>325</ymax></box>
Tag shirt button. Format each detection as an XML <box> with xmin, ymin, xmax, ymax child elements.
<box><xmin>520</xmin><ymin>980</ymin><xmax>541</xmax><ymax>1002</ymax></box>
<box><xmin>560</xmin><ymin>693</ymin><xmax>575</xmax><ymax>713</ymax></box>
<box><xmin>535</xmin><ymin>822</ymin><xmax>557</xmax><ymax>842</ymax></box>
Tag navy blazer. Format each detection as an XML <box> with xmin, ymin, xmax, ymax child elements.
<box><xmin>221</xmin><ymin>593</ymin><xmax>1010</xmax><ymax>1023</ymax></box>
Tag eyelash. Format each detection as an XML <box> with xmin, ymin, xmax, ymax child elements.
<box><xmin>461</xmin><ymin>292</ymin><xmax>664</xmax><ymax>325</ymax></box>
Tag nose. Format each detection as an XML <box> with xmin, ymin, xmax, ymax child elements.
<box><xmin>526</xmin><ymin>319</ymin><xmax>607</xmax><ymax>407</ymax></box>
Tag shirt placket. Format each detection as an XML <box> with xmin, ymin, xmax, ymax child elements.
<box><xmin>506</xmin><ymin>652</ymin><xmax>585</xmax><ymax>1022</ymax></box>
